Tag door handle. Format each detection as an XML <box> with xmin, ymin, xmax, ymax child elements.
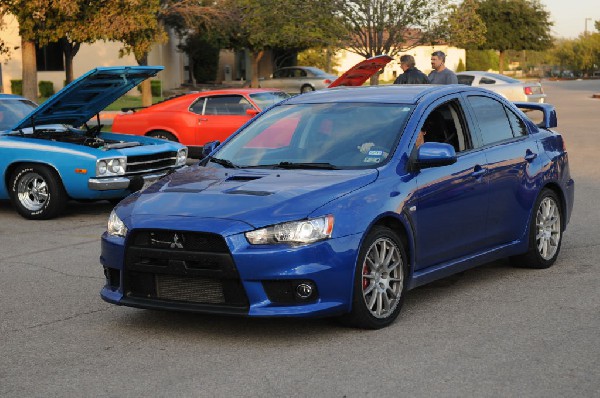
<box><xmin>198</xmin><ymin>118</ymin><xmax>208</xmax><ymax>124</ymax></box>
<box><xmin>471</xmin><ymin>166</ymin><xmax>487</xmax><ymax>178</ymax></box>
<box><xmin>524</xmin><ymin>150</ymin><xmax>537</xmax><ymax>162</ymax></box>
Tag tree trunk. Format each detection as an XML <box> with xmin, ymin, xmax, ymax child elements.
<box><xmin>498</xmin><ymin>50</ymin><xmax>505</xmax><ymax>74</ymax></box>
<box><xmin>61</xmin><ymin>39</ymin><xmax>81</xmax><ymax>85</ymax></box>
<box><xmin>250</xmin><ymin>50</ymin><xmax>264</xmax><ymax>88</ymax></box>
<box><xmin>21</xmin><ymin>39</ymin><xmax>37</xmax><ymax>101</ymax></box>
<box><xmin>136</xmin><ymin>53</ymin><xmax>152</xmax><ymax>107</ymax></box>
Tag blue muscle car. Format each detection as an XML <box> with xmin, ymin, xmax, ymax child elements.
<box><xmin>101</xmin><ymin>84</ymin><xmax>574</xmax><ymax>329</ymax></box>
<box><xmin>0</xmin><ymin>67</ymin><xmax>187</xmax><ymax>219</ymax></box>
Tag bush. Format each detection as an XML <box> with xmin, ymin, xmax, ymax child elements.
<box><xmin>38</xmin><ymin>81</ymin><xmax>55</xmax><ymax>97</ymax></box>
<box><xmin>10</xmin><ymin>80</ymin><xmax>23</xmax><ymax>95</ymax></box>
<box><xmin>136</xmin><ymin>80</ymin><xmax>162</xmax><ymax>97</ymax></box>
<box><xmin>456</xmin><ymin>58</ymin><xmax>466</xmax><ymax>72</ymax></box>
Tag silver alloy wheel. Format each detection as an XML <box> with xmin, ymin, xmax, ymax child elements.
<box><xmin>17</xmin><ymin>172</ymin><xmax>49</xmax><ymax>211</ymax></box>
<box><xmin>536</xmin><ymin>196</ymin><xmax>561</xmax><ymax>260</ymax></box>
<box><xmin>361</xmin><ymin>237</ymin><xmax>404</xmax><ymax>318</ymax></box>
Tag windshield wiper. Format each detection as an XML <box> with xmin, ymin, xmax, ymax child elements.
<box><xmin>210</xmin><ymin>157</ymin><xmax>238</xmax><ymax>168</ymax></box>
<box><xmin>276</xmin><ymin>162</ymin><xmax>339</xmax><ymax>170</ymax></box>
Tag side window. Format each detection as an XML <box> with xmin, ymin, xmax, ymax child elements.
<box><xmin>479</xmin><ymin>77</ymin><xmax>496</xmax><ymax>84</ymax></box>
<box><xmin>506</xmin><ymin>109</ymin><xmax>527</xmax><ymax>137</ymax></box>
<box><xmin>419</xmin><ymin>100</ymin><xmax>473</xmax><ymax>153</ymax></box>
<box><xmin>467</xmin><ymin>96</ymin><xmax>513</xmax><ymax>145</ymax></box>
<box><xmin>204</xmin><ymin>95</ymin><xmax>251</xmax><ymax>116</ymax></box>
<box><xmin>190</xmin><ymin>97</ymin><xmax>205</xmax><ymax>114</ymax></box>
<box><xmin>457</xmin><ymin>75</ymin><xmax>474</xmax><ymax>86</ymax></box>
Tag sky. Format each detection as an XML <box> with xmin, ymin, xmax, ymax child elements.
<box><xmin>541</xmin><ymin>0</ymin><xmax>600</xmax><ymax>38</ymax></box>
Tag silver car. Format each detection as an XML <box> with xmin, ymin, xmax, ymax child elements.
<box><xmin>457</xmin><ymin>71</ymin><xmax>546</xmax><ymax>103</ymax></box>
<box><xmin>261</xmin><ymin>66</ymin><xmax>338</xmax><ymax>94</ymax></box>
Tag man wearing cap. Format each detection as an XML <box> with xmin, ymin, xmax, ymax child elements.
<box><xmin>428</xmin><ymin>51</ymin><xmax>458</xmax><ymax>84</ymax></box>
<box><xmin>393</xmin><ymin>54</ymin><xmax>429</xmax><ymax>85</ymax></box>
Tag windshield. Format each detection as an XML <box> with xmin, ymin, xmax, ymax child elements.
<box><xmin>213</xmin><ymin>102</ymin><xmax>413</xmax><ymax>169</ymax></box>
<box><xmin>0</xmin><ymin>99</ymin><xmax>37</xmax><ymax>131</ymax></box>
<box><xmin>249</xmin><ymin>91</ymin><xmax>290</xmax><ymax>110</ymax></box>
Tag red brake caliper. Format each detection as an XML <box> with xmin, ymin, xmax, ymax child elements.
<box><xmin>362</xmin><ymin>262</ymin><xmax>369</xmax><ymax>290</ymax></box>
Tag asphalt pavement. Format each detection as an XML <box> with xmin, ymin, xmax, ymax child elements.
<box><xmin>1</xmin><ymin>80</ymin><xmax>599</xmax><ymax>397</ymax></box>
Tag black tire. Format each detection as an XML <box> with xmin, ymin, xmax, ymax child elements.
<box><xmin>339</xmin><ymin>226</ymin><xmax>408</xmax><ymax>329</ymax></box>
<box><xmin>9</xmin><ymin>164</ymin><xmax>67</xmax><ymax>220</ymax></box>
<box><xmin>300</xmin><ymin>85</ymin><xmax>315</xmax><ymax>94</ymax></box>
<box><xmin>511</xmin><ymin>188</ymin><xmax>563</xmax><ymax>269</ymax></box>
<box><xmin>147</xmin><ymin>130</ymin><xmax>178</xmax><ymax>142</ymax></box>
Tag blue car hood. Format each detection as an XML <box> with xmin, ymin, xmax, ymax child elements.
<box><xmin>121</xmin><ymin>165</ymin><xmax>378</xmax><ymax>230</ymax></box>
<box><xmin>11</xmin><ymin>66</ymin><xmax>163</xmax><ymax>131</ymax></box>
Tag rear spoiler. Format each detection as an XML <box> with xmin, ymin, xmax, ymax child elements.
<box><xmin>514</xmin><ymin>102</ymin><xmax>557</xmax><ymax>129</ymax></box>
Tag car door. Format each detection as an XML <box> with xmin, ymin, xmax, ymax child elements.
<box><xmin>411</xmin><ymin>98</ymin><xmax>490</xmax><ymax>270</ymax></box>
<box><xmin>464</xmin><ymin>94</ymin><xmax>540</xmax><ymax>247</ymax></box>
<box><xmin>192</xmin><ymin>95</ymin><xmax>253</xmax><ymax>145</ymax></box>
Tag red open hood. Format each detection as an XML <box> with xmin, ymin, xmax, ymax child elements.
<box><xmin>328</xmin><ymin>55</ymin><xmax>393</xmax><ymax>88</ymax></box>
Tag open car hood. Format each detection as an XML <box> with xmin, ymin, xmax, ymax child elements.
<box><xmin>11</xmin><ymin>66</ymin><xmax>163</xmax><ymax>131</ymax></box>
<box><xmin>328</xmin><ymin>55</ymin><xmax>393</xmax><ymax>88</ymax></box>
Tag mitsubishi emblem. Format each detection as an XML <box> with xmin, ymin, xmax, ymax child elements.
<box><xmin>170</xmin><ymin>233</ymin><xmax>184</xmax><ymax>249</ymax></box>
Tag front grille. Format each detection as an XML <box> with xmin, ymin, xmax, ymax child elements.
<box><xmin>124</xmin><ymin>230</ymin><xmax>249</xmax><ymax>309</ymax></box>
<box><xmin>126</xmin><ymin>151</ymin><xmax>177</xmax><ymax>174</ymax></box>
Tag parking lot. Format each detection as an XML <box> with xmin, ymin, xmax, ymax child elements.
<box><xmin>1</xmin><ymin>80</ymin><xmax>599</xmax><ymax>397</ymax></box>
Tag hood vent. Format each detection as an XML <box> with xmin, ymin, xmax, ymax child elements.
<box><xmin>225</xmin><ymin>175</ymin><xmax>264</xmax><ymax>182</ymax></box>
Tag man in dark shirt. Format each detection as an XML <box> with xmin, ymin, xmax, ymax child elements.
<box><xmin>393</xmin><ymin>54</ymin><xmax>429</xmax><ymax>85</ymax></box>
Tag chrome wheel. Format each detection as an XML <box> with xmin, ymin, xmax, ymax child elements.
<box><xmin>17</xmin><ymin>172</ymin><xmax>49</xmax><ymax>211</ymax></box>
<box><xmin>536</xmin><ymin>196</ymin><xmax>561</xmax><ymax>260</ymax></box>
<box><xmin>361</xmin><ymin>237</ymin><xmax>404</xmax><ymax>319</ymax></box>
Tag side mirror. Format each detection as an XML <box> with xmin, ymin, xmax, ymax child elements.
<box><xmin>415</xmin><ymin>142</ymin><xmax>457</xmax><ymax>168</ymax></box>
<box><xmin>201</xmin><ymin>140</ymin><xmax>220</xmax><ymax>159</ymax></box>
<box><xmin>246</xmin><ymin>108</ymin><xmax>259</xmax><ymax>117</ymax></box>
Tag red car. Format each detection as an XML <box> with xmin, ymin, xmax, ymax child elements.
<box><xmin>112</xmin><ymin>89</ymin><xmax>289</xmax><ymax>156</ymax></box>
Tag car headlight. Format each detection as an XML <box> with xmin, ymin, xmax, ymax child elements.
<box><xmin>245</xmin><ymin>215</ymin><xmax>334</xmax><ymax>245</ymax></box>
<box><xmin>176</xmin><ymin>148</ymin><xmax>188</xmax><ymax>166</ymax></box>
<box><xmin>96</xmin><ymin>157</ymin><xmax>126</xmax><ymax>176</ymax></box>
<box><xmin>107</xmin><ymin>210</ymin><xmax>128</xmax><ymax>237</ymax></box>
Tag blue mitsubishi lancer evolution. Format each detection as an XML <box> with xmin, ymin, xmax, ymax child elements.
<box><xmin>100</xmin><ymin>83</ymin><xmax>574</xmax><ymax>329</ymax></box>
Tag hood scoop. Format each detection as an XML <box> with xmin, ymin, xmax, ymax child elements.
<box><xmin>225</xmin><ymin>175</ymin><xmax>265</xmax><ymax>182</ymax></box>
<box><xmin>225</xmin><ymin>189</ymin><xmax>273</xmax><ymax>196</ymax></box>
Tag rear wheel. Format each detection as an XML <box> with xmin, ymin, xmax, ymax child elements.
<box><xmin>511</xmin><ymin>188</ymin><xmax>563</xmax><ymax>269</ymax></box>
<box><xmin>340</xmin><ymin>226</ymin><xmax>407</xmax><ymax>329</ymax></box>
<box><xmin>147</xmin><ymin>130</ymin><xmax>178</xmax><ymax>142</ymax></box>
<box><xmin>301</xmin><ymin>85</ymin><xmax>315</xmax><ymax>94</ymax></box>
<box><xmin>9</xmin><ymin>164</ymin><xmax>67</xmax><ymax>219</ymax></box>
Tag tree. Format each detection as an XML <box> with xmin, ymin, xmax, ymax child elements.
<box><xmin>445</xmin><ymin>0</ymin><xmax>486</xmax><ymax>49</ymax></box>
<box><xmin>466</xmin><ymin>49</ymin><xmax>499</xmax><ymax>71</ymax></box>
<box><xmin>298</xmin><ymin>48</ymin><xmax>341</xmax><ymax>74</ymax></box>
<box><xmin>475</xmin><ymin>0</ymin><xmax>553</xmax><ymax>73</ymax></box>
<box><xmin>221</xmin><ymin>0</ymin><xmax>344</xmax><ymax>88</ymax></box>
<box><xmin>337</xmin><ymin>0</ymin><xmax>449</xmax><ymax>84</ymax></box>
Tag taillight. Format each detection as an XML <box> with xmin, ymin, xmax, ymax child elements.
<box><xmin>524</xmin><ymin>86</ymin><xmax>533</xmax><ymax>95</ymax></box>
<box><xmin>324</xmin><ymin>79</ymin><xmax>332</xmax><ymax>84</ymax></box>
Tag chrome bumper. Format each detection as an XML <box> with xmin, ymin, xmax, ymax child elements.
<box><xmin>88</xmin><ymin>170</ymin><xmax>170</xmax><ymax>191</ymax></box>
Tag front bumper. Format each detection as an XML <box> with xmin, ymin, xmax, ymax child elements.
<box><xmin>88</xmin><ymin>170</ymin><xmax>171</xmax><ymax>191</ymax></box>
<box><xmin>100</xmin><ymin>229</ymin><xmax>362</xmax><ymax>318</ymax></box>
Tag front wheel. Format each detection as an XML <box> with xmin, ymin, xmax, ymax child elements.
<box><xmin>9</xmin><ymin>164</ymin><xmax>67</xmax><ymax>219</ymax></box>
<box><xmin>340</xmin><ymin>226</ymin><xmax>408</xmax><ymax>329</ymax></box>
<box><xmin>147</xmin><ymin>130</ymin><xmax>178</xmax><ymax>142</ymax></box>
<box><xmin>511</xmin><ymin>188</ymin><xmax>563</xmax><ymax>269</ymax></box>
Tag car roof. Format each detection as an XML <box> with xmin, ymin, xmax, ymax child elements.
<box><xmin>457</xmin><ymin>71</ymin><xmax>520</xmax><ymax>83</ymax></box>
<box><xmin>284</xmin><ymin>84</ymin><xmax>476</xmax><ymax>105</ymax></box>
<box><xmin>0</xmin><ymin>94</ymin><xmax>28</xmax><ymax>100</ymax></box>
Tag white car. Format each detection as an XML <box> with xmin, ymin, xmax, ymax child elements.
<box><xmin>261</xmin><ymin>66</ymin><xmax>338</xmax><ymax>94</ymax></box>
<box><xmin>457</xmin><ymin>71</ymin><xmax>546</xmax><ymax>103</ymax></box>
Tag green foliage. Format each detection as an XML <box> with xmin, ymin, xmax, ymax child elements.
<box><xmin>297</xmin><ymin>48</ymin><xmax>341</xmax><ymax>74</ymax></box>
<box><xmin>338</xmin><ymin>0</ymin><xmax>449</xmax><ymax>59</ymax></box>
<box><xmin>456</xmin><ymin>58</ymin><xmax>466</xmax><ymax>72</ymax></box>
<box><xmin>136</xmin><ymin>81</ymin><xmax>162</xmax><ymax>96</ymax></box>
<box><xmin>38</xmin><ymin>81</ymin><xmax>54</xmax><ymax>97</ymax></box>
<box><xmin>446</xmin><ymin>0</ymin><xmax>487</xmax><ymax>49</ymax></box>
<box><xmin>549</xmin><ymin>34</ymin><xmax>600</xmax><ymax>75</ymax></box>
<box><xmin>466</xmin><ymin>50</ymin><xmax>499</xmax><ymax>71</ymax></box>
<box><xmin>10</xmin><ymin>80</ymin><xmax>23</xmax><ymax>96</ymax></box>
<box><xmin>475</xmin><ymin>0</ymin><xmax>553</xmax><ymax>52</ymax></box>
<box><xmin>179</xmin><ymin>33</ymin><xmax>221</xmax><ymax>83</ymax></box>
